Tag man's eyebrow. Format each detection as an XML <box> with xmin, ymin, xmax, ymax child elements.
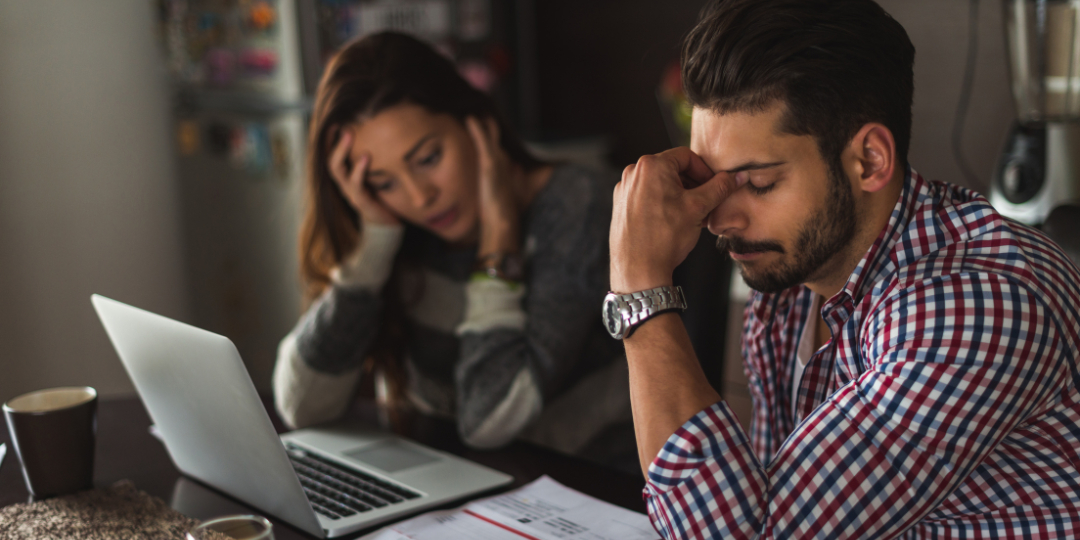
<box><xmin>721</xmin><ymin>161</ymin><xmax>787</xmax><ymax>173</ymax></box>
<box><xmin>403</xmin><ymin>133</ymin><xmax>438</xmax><ymax>162</ymax></box>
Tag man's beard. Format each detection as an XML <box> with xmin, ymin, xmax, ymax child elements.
<box><xmin>716</xmin><ymin>166</ymin><xmax>858</xmax><ymax>294</ymax></box>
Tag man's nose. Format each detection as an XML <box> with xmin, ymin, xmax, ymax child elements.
<box><xmin>706</xmin><ymin>193</ymin><xmax>748</xmax><ymax>236</ymax></box>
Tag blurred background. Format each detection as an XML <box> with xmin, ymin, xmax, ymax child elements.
<box><xmin>0</xmin><ymin>0</ymin><xmax>1014</xmax><ymax>405</ymax></box>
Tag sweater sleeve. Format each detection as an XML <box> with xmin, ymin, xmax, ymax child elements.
<box><xmin>273</xmin><ymin>223</ymin><xmax>404</xmax><ymax>428</ymax></box>
<box><xmin>454</xmin><ymin>166</ymin><xmax>617</xmax><ymax>449</ymax></box>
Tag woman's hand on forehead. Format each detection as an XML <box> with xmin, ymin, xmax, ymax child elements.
<box><xmin>328</xmin><ymin>127</ymin><xmax>400</xmax><ymax>226</ymax></box>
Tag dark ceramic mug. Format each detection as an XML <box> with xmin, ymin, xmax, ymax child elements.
<box><xmin>3</xmin><ymin>387</ymin><xmax>97</xmax><ymax>500</ymax></box>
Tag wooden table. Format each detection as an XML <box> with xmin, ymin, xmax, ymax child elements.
<box><xmin>0</xmin><ymin>396</ymin><xmax>648</xmax><ymax>539</ymax></box>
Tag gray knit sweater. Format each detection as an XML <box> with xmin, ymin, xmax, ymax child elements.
<box><xmin>273</xmin><ymin>166</ymin><xmax>631</xmax><ymax>454</ymax></box>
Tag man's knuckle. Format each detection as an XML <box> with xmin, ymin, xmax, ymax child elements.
<box><xmin>686</xmin><ymin>199</ymin><xmax>705</xmax><ymax>217</ymax></box>
<box><xmin>719</xmin><ymin>179</ymin><xmax>738</xmax><ymax>200</ymax></box>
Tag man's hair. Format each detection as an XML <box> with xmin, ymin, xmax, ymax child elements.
<box><xmin>682</xmin><ymin>0</ymin><xmax>915</xmax><ymax>171</ymax></box>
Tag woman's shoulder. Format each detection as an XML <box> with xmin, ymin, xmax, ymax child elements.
<box><xmin>544</xmin><ymin>163</ymin><xmax>618</xmax><ymax>200</ymax></box>
<box><xmin>527</xmin><ymin>164</ymin><xmax>617</xmax><ymax>232</ymax></box>
<box><xmin>524</xmin><ymin>165</ymin><xmax>616</xmax><ymax>276</ymax></box>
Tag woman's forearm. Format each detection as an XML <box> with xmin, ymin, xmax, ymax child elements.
<box><xmin>273</xmin><ymin>330</ymin><xmax>365</xmax><ymax>429</ymax></box>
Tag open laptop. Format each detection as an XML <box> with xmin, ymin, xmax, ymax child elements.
<box><xmin>91</xmin><ymin>294</ymin><xmax>513</xmax><ymax>538</ymax></box>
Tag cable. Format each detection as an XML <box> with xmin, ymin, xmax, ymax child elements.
<box><xmin>952</xmin><ymin>0</ymin><xmax>982</xmax><ymax>187</ymax></box>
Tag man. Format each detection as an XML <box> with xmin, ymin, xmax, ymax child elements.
<box><xmin>604</xmin><ymin>0</ymin><xmax>1080</xmax><ymax>538</ymax></box>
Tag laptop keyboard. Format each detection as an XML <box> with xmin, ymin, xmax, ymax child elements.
<box><xmin>285</xmin><ymin>443</ymin><xmax>422</xmax><ymax>521</ymax></box>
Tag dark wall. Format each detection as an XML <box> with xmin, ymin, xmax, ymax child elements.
<box><xmin>532</xmin><ymin>1</ymin><xmax>709</xmax><ymax>166</ymax></box>
<box><xmin>527</xmin><ymin>2</ymin><xmax>728</xmax><ymax>392</ymax></box>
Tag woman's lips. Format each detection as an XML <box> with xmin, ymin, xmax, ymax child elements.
<box><xmin>426</xmin><ymin>206</ymin><xmax>459</xmax><ymax>230</ymax></box>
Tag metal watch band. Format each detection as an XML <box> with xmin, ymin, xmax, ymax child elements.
<box><xmin>603</xmin><ymin>285</ymin><xmax>687</xmax><ymax>340</ymax></box>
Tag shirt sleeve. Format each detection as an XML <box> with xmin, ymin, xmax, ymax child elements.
<box><xmin>643</xmin><ymin>272</ymin><xmax>1069</xmax><ymax>539</ymax></box>
<box><xmin>273</xmin><ymin>329</ymin><xmax>364</xmax><ymax>429</ymax></box>
<box><xmin>454</xmin><ymin>167</ymin><xmax>618</xmax><ymax>449</ymax></box>
<box><xmin>272</xmin><ymin>223</ymin><xmax>404</xmax><ymax>428</ymax></box>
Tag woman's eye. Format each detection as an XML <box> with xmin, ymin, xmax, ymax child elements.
<box><xmin>369</xmin><ymin>178</ymin><xmax>395</xmax><ymax>192</ymax></box>
<box><xmin>417</xmin><ymin>147</ymin><xmax>442</xmax><ymax>167</ymax></box>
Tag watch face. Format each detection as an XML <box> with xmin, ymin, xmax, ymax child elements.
<box><xmin>603</xmin><ymin>294</ymin><xmax>623</xmax><ymax>338</ymax></box>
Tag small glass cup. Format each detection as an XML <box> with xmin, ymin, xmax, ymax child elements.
<box><xmin>186</xmin><ymin>515</ymin><xmax>274</xmax><ymax>540</ymax></box>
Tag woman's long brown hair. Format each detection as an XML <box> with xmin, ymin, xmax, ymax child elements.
<box><xmin>299</xmin><ymin>32</ymin><xmax>541</xmax><ymax>426</ymax></box>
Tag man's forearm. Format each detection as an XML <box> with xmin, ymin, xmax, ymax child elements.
<box><xmin>609</xmin><ymin>148</ymin><xmax>739</xmax><ymax>474</ymax></box>
<box><xmin>625</xmin><ymin>312</ymin><xmax>723</xmax><ymax>475</ymax></box>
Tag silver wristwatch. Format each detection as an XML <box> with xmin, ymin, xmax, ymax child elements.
<box><xmin>602</xmin><ymin>285</ymin><xmax>687</xmax><ymax>340</ymax></box>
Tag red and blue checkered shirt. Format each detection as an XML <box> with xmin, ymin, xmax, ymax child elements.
<box><xmin>643</xmin><ymin>170</ymin><xmax>1080</xmax><ymax>539</ymax></box>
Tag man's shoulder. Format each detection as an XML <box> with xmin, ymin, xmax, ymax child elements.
<box><xmin>893</xmin><ymin>176</ymin><xmax>1067</xmax><ymax>294</ymax></box>
<box><xmin>910</xmin><ymin>176</ymin><xmax>1002</xmax><ymax>244</ymax></box>
<box><xmin>875</xmin><ymin>175</ymin><xmax>1080</xmax><ymax>333</ymax></box>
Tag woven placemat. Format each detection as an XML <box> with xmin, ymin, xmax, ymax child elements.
<box><xmin>0</xmin><ymin>480</ymin><xmax>229</xmax><ymax>539</ymax></box>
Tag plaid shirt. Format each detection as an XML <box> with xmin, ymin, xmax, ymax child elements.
<box><xmin>643</xmin><ymin>169</ymin><xmax>1080</xmax><ymax>539</ymax></box>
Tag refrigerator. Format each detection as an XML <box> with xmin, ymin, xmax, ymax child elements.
<box><xmin>155</xmin><ymin>0</ymin><xmax>529</xmax><ymax>392</ymax></box>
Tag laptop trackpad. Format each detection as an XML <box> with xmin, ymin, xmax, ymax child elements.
<box><xmin>343</xmin><ymin>441</ymin><xmax>439</xmax><ymax>473</ymax></box>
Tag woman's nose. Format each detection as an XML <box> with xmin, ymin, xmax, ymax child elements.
<box><xmin>405</xmin><ymin>177</ymin><xmax>438</xmax><ymax>209</ymax></box>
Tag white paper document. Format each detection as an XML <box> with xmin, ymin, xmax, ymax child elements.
<box><xmin>360</xmin><ymin>475</ymin><xmax>658</xmax><ymax>540</ymax></box>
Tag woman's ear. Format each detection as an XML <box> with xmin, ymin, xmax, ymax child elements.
<box><xmin>849</xmin><ymin>123</ymin><xmax>896</xmax><ymax>194</ymax></box>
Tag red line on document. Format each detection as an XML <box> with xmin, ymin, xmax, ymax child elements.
<box><xmin>462</xmin><ymin>509</ymin><xmax>543</xmax><ymax>540</ymax></box>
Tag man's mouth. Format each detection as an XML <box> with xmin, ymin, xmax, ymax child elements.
<box><xmin>729</xmin><ymin>250</ymin><xmax>768</xmax><ymax>261</ymax></box>
<box><xmin>716</xmin><ymin>235</ymin><xmax>784</xmax><ymax>260</ymax></box>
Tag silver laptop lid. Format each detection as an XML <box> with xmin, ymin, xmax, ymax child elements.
<box><xmin>91</xmin><ymin>294</ymin><xmax>324</xmax><ymax>537</ymax></box>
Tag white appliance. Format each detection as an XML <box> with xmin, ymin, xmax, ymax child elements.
<box><xmin>992</xmin><ymin>0</ymin><xmax>1080</xmax><ymax>225</ymax></box>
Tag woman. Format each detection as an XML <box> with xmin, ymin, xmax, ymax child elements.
<box><xmin>273</xmin><ymin>32</ymin><xmax>631</xmax><ymax>459</ymax></box>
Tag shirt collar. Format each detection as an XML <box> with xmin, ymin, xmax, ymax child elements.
<box><xmin>821</xmin><ymin>166</ymin><xmax>925</xmax><ymax>318</ymax></box>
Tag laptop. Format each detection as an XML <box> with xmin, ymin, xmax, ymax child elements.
<box><xmin>91</xmin><ymin>294</ymin><xmax>513</xmax><ymax>538</ymax></box>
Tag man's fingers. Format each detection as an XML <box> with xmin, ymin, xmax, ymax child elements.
<box><xmin>661</xmin><ymin>147</ymin><xmax>716</xmax><ymax>187</ymax></box>
<box><xmin>687</xmin><ymin>170</ymin><xmax>749</xmax><ymax>221</ymax></box>
<box><xmin>621</xmin><ymin>148</ymin><xmax>715</xmax><ymax>194</ymax></box>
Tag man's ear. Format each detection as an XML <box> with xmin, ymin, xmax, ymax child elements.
<box><xmin>847</xmin><ymin>123</ymin><xmax>896</xmax><ymax>194</ymax></box>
